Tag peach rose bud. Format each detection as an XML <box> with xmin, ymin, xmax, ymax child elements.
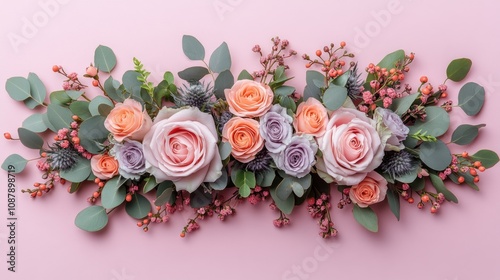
<box><xmin>91</xmin><ymin>154</ymin><xmax>119</xmax><ymax>180</ymax></box>
<box><xmin>293</xmin><ymin>97</ymin><xmax>328</xmax><ymax>137</ymax></box>
<box><xmin>104</xmin><ymin>99</ymin><xmax>153</xmax><ymax>142</ymax></box>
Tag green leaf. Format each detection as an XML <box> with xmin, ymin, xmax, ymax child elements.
<box><xmin>237</xmin><ymin>70</ymin><xmax>253</xmax><ymax>80</ymax></box>
<box><xmin>42</xmin><ymin>112</ymin><xmax>58</xmax><ymax>132</ymax></box>
<box><xmin>209</xmin><ymin>169</ymin><xmax>228</xmax><ymax>190</ymax></box>
<box><xmin>275</xmin><ymin>86</ymin><xmax>295</xmax><ymax>96</ymax></box>
<box><xmin>270</xmin><ymin>186</ymin><xmax>295</xmax><ymax>215</ymax></box>
<box><xmin>275</xmin><ymin>177</ymin><xmax>294</xmax><ymax>200</ymax></box>
<box><xmin>125</xmin><ymin>193</ymin><xmax>151</xmax><ymax>219</ymax></box>
<box><xmin>451</xmin><ymin>124</ymin><xmax>485</xmax><ymax>145</ymax></box>
<box><xmin>429</xmin><ymin>173</ymin><xmax>458</xmax><ymax>203</ymax></box>
<box><xmin>154</xmin><ymin>181</ymin><xmax>174</xmax><ymax>206</ymax></box>
<box><xmin>394</xmin><ymin>167</ymin><xmax>418</xmax><ymax>183</ymax></box>
<box><xmin>89</xmin><ymin>96</ymin><xmax>113</xmax><ymax>116</ymax></box>
<box><xmin>409</xmin><ymin>177</ymin><xmax>425</xmax><ymax>191</ymax></box>
<box><xmin>178</xmin><ymin>66</ymin><xmax>209</xmax><ymax>82</ymax></box>
<box><xmin>24</xmin><ymin>97</ymin><xmax>41</xmax><ymax>109</ymax></box>
<box><xmin>5</xmin><ymin>77</ymin><xmax>31</xmax><ymax>101</ymax></box>
<box><xmin>182</xmin><ymin>35</ymin><xmax>205</xmax><ymax>60</ymax></box>
<box><xmin>46</xmin><ymin>104</ymin><xmax>74</xmax><ymax>130</ymax></box>
<box><xmin>386</xmin><ymin>189</ymin><xmax>400</xmax><ymax>221</ymax></box>
<box><xmin>59</xmin><ymin>157</ymin><xmax>91</xmax><ymax>183</ymax></box>
<box><xmin>322</xmin><ymin>84</ymin><xmax>348</xmax><ymax>111</ymax></box>
<box><xmin>303</xmin><ymin>84</ymin><xmax>321</xmax><ymax>101</ymax></box>
<box><xmin>69</xmin><ymin>182</ymin><xmax>81</xmax><ymax>193</ymax></box>
<box><xmin>458</xmin><ymin>82</ymin><xmax>485</xmax><ymax>116</ymax></box>
<box><xmin>306</xmin><ymin>70</ymin><xmax>325</xmax><ymax>87</ymax></box>
<box><xmin>101</xmin><ymin>176</ymin><xmax>127</xmax><ymax>209</ymax></box>
<box><xmin>279</xmin><ymin>96</ymin><xmax>297</xmax><ymax>112</ymax></box>
<box><xmin>219</xmin><ymin>141</ymin><xmax>232</xmax><ymax>160</ymax></box>
<box><xmin>104</xmin><ymin>76</ymin><xmax>126</xmax><ymax>102</ymax></box>
<box><xmin>408</xmin><ymin>106</ymin><xmax>449</xmax><ymax>141</ymax></box>
<box><xmin>209</xmin><ymin>42</ymin><xmax>231</xmax><ymax>73</ymax></box>
<box><xmin>70</xmin><ymin>101</ymin><xmax>92</xmax><ymax>120</ymax></box>
<box><xmin>17</xmin><ymin>128</ymin><xmax>43</xmax><ymax>149</ymax></box>
<box><xmin>353</xmin><ymin>204</ymin><xmax>378</xmax><ymax>232</ymax></box>
<box><xmin>390</xmin><ymin>93</ymin><xmax>418</xmax><ymax>116</ymax></box>
<box><xmin>163</xmin><ymin>71</ymin><xmax>175</xmax><ymax>84</ymax></box>
<box><xmin>331</xmin><ymin>71</ymin><xmax>350</xmax><ymax>87</ymax></box>
<box><xmin>78</xmin><ymin>115</ymin><xmax>109</xmax><ymax>154</ymax></box>
<box><xmin>143</xmin><ymin>177</ymin><xmax>158</xmax><ymax>193</ymax></box>
<box><xmin>471</xmin><ymin>150</ymin><xmax>499</xmax><ymax>168</ymax></box>
<box><xmin>22</xmin><ymin>113</ymin><xmax>47</xmax><ymax>133</ymax></box>
<box><xmin>75</xmin><ymin>206</ymin><xmax>108</xmax><ymax>232</ymax></box>
<box><xmin>66</xmin><ymin>90</ymin><xmax>84</xmax><ymax>100</ymax></box>
<box><xmin>446</xmin><ymin>58</ymin><xmax>472</xmax><ymax>82</ymax></box>
<box><xmin>122</xmin><ymin>70</ymin><xmax>142</xmax><ymax>94</ymax></box>
<box><xmin>27</xmin><ymin>73</ymin><xmax>46</xmax><ymax>107</ymax></box>
<box><xmin>378</xmin><ymin>49</ymin><xmax>405</xmax><ymax>70</ymax></box>
<box><xmin>232</xmin><ymin>169</ymin><xmax>255</xmax><ymax>197</ymax></box>
<box><xmin>260</xmin><ymin>169</ymin><xmax>275</xmax><ymax>187</ymax></box>
<box><xmin>94</xmin><ymin>45</ymin><xmax>117</xmax><ymax>73</ymax></box>
<box><xmin>214</xmin><ymin>70</ymin><xmax>234</xmax><ymax>99</ymax></box>
<box><xmin>190</xmin><ymin>188</ymin><xmax>213</xmax><ymax>208</ymax></box>
<box><xmin>50</xmin><ymin>90</ymin><xmax>71</xmax><ymax>105</ymax></box>
<box><xmin>1</xmin><ymin>154</ymin><xmax>28</xmax><ymax>173</ymax></box>
<box><xmin>419</xmin><ymin>140</ymin><xmax>452</xmax><ymax>171</ymax></box>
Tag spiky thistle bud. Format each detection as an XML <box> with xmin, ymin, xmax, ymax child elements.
<box><xmin>380</xmin><ymin>150</ymin><xmax>418</xmax><ymax>179</ymax></box>
<box><xmin>174</xmin><ymin>81</ymin><xmax>214</xmax><ymax>112</ymax></box>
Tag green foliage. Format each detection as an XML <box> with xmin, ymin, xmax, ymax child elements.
<box><xmin>451</xmin><ymin>124</ymin><xmax>485</xmax><ymax>145</ymax></box>
<box><xmin>22</xmin><ymin>113</ymin><xmax>47</xmax><ymax>133</ymax></box>
<box><xmin>471</xmin><ymin>150</ymin><xmax>499</xmax><ymax>168</ymax></box>
<box><xmin>75</xmin><ymin>206</ymin><xmax>108</xmax><ymax>232</ymax></box>
<box><xmin>133</xmin><ymin>57</ymin><xmax>155</xmax><ymax>96</ymax></box>
<box><xmin>390</xmin><ymin>93</ymin><xmax>418</xmax><ymax>116</ymax></box>
<box><xmin>78</xmin><ymin>115</ymin><xmax>109</xmax><ymax>154</ymax></box>
<box><xmin>322</xmin><ymin>84</ymin><xmax>347</xmax><ymax>111</ymax></box>
<box><xmin>89</xmin><ymin>96</ymin><xmax>113</xmax><ymax>116</ymax></box>
<box><xmin>190</xmin><ymin>188</ymin><xmax>213</xmax><ymax>208</ymax></box>
<box><xmin>101</xmin><ymin>176</ymin><xmax>127</xmax><ymax>209</ymax></box>
<box><xmin>238</xmin><ymin>70</ymin><xmax>253</xmax><ymax>80</ymax></box>
<box><xmin>178</xmin><ymin>66</ymin><xmax>209</xmax><ymax>82</ymax></box>
<box><xmin>209</xmin><ymin>42</ymin><xmax>231</xmax><ymax>73</ymax></box>
<box><xmin>386</xmin><ymin>189</ymin><xmax>400</xmax><ymax>221</ymax></box>
<box><xmin>27</xmin><ymin>73</ymin><xmax>47</xmax><ymax>107</ymax></box>
<box><xmin>59</xmin><ymin>157</ymin><xmax>91</xmax><ymax>183</ymax></box>
<box><xmin>182</xmin><ymin>35</ymin><xmax>205</xmax><ymax>61</ymax></box>
<box><xmin>70</xmin><ymin>101</ymin><xmax>92</xmax><ymax>120</ymax></box>
<box><xmin>214</xmin><ymin>70</ymin><xmax>234</xmax><ymax>99</ymax></box>
<box><xmin>154</xmin><ymin>181</ymin><xmax>175</xmax><ymax>206</ymax></box>
<box><xmin>209</xmin><ymin>169</ymin><xmax>228</xmax><ymax>190</ymax></box>
<box><xmin>142</xmin><ymin>176</ymin><xmax>158</xmax><ymax>193</ymax></box>
<box><xmin>411</xmin><ymin>129</ymin><xmax>437</xmax><ymax>142</ymax></box>
<box><xmin>218</xmin><ymin>142</ymin><xmax>232</xmax><ymax>160</ymax></box>
<box><xmin>94</xmin><ymin>45</ymin><xmax>117</xmax><ymax>73</ymax></box>
<box><xmin>458</xmin><ymin>82</ymin><xmax>485</xmax><ymax>116</ymax></box>
<box><xmin>353</xmin><ymin>204</ymin><xmax>378</xmax><ymax>232</ymax></box>
<box><xmin>17</xmin><ymin>127</ymin><xmax>43</xmax><ymax>149</ymax></box>
<box><xmin>46</xmin><ymin>104</ymin><xmax>74</xmax><ymax>131</ymax></box>
<box><xmin>231</xmin><ymin>169</ymin><xmax>256</xmax><ymax>197</ymax></box>
<box><xmin>406</xmin><ymin>106</ymin><xmax>449</xmax><ymax>148</ymax></box>
<box><xmin>429</xmin><ymin>173</ymin><xmax>458</xmax><ymax>203</ymax></box>
<box><xmin>6</xmin><ymin>76</ymin><xmax>31</xmax><ymax>101</ymax></box>
<box><xmin>419</xmin><ymin>140</ymin><xmax>452</xmax><ymax>171</ymax></box>
<box><xmin>1</xmin><ymin>154</ymin><xmax>28</xmax><ymax>173</ymax></box>
<box><xmin>125</xmin><ymin>193</ymin><xmax>151</xmax><ymax>219</ymax></box>
<box><xmin>270</xmin><ymin>186</ymin><xmax>295</xmax><ymax>215</ymax></box>
<box><xmin>446</xmin><ymin>58</ymin><xmax>472</xmax><ymax>82</ymax></box>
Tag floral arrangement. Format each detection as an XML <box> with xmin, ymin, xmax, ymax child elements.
<box><xmin>3</xmin><ymin>35</ymin><xmax>498</xmax><ymax>238</ymax></box>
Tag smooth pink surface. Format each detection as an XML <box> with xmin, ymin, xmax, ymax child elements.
<box><xmin>1</xmin><ymin>1</ymin><xmax>499</xmax><ymax>279</ymax></box>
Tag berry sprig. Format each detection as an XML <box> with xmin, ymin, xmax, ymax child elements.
<box><xmin>303</xmin><ymin>41</ymin><xmax>355</xmax><ymax>84</ymax></box>
<box><xmin>252</xmin><ymin>37</ymin><xmax>297</xmax><ymax>83</ymax></box>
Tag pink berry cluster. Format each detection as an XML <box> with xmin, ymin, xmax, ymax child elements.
<box><xmin>302</xmin><ymin>41</ymin><xmax>354</xmax><ymax>81</ymax></box>
<box><xmin>307</xmin><ymin>194</ymin><xmax>337</xmax><ymax>238</ymax></box>
<box><xmin>247</xmin><ymin>185</ymin><xmax>270</xmax><ymax>205</ymax></box>
<box><xmin>137</xmin><ymin>205</ymin><xmax>171</xmax><ymax>233</ymax></box>
<box><xmin>252</xmin><ymin>36</ymin><xmax>297</xmax><ymax>82</ymax></box>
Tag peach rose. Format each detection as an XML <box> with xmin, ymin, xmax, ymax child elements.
<box><xmin>349</xmin><ymin>171</ymin><xmax>388</xmax><ymax>207</ymax></box>
<box><xmin>222</xmin><ymin>117</ymin><xmax>264</xmax><ymax>163</ymax></box>
<box><xmin>224</xmin><ymin>80</ymin><xmax>274</xmax><ymax>118</ymax></box>
<box><xmin>293</xmin><ymin>98</ymin><xmax>328</xmax><ymax>137</ymax></box>
<box><xmin>104</xmin><ymin>99</ymin><xmax>153</xmax><ymax>142</ymax></box>
<box><xmin>90</xmin><ymin>154</ymin><xmax>119</xmax><ymax>180</ymax></box>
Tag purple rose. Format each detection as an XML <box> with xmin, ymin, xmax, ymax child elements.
<box><xmin>374</xmin><ymin>108</ymin><xmax>409</xmax><ymax>151</ymax></box>
<box><xmin>113</xmin><ymin>140</ymin><xmax>147</xmax><ymax>179</ymax></box>
<box><xmin>259</xmin><ymin>104</ymin><xmax>293</xmax><ymax>153</ymax></box>
<box><xmin>272</xmin><ymin>135</ymin><xmax>318</xmax><ymax>178</ymax></box>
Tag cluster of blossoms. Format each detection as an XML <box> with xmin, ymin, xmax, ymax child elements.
<box><xmin>4</xmin><ymin>36</ymin><xmax>497</xmax><ymax>238</ymax></box>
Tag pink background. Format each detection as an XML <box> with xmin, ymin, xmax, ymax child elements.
<box><xmin>1</xmin><ymin>0</ymin><xmax>499</xmax><ymax>279</ymax></box>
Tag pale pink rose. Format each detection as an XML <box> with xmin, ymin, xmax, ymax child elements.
<box><xmin>349</xmin><ymin>171</ymin><xmax>388</xmax><ymax>207</ymax></box>
<box><xmin>293</xmin><ymin>98</ymin><xmax>328</xmax><ymax>137</ymax></box>
<box><xmin>90</xmin><ymin>154</ymin><xmax>119</xmax><ymax>180</ymax></box>
<box><xmin>222</xmin><ymin>117</ymin><xmax>264</xmax><ymax>163</ymax></box>
<box><xmin>104</xmin><ymin>99</ymin><xmax>153</xmax><ymax>142</ymax></box>
<box><xmin>316</xmin><ymin>108</ymin><xmax>384</xmax><ymax>185</ymax></box>
<box><xmin>142</xmin><ymin>107</ymin><xmax>222</xmax><ymax>192</ymax></box>
<box><xmin>224</xmin><ymin>80</ymin><xmax>274</xmax><ymax>118</ymax></box>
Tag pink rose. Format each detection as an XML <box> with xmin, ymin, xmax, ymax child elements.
<box><xmin>316</xmin><ymin>108</ymin><xmax>384</xmax><ymax>185</ymax></box>
<box><xmin>224</xmin><ymin>80</ymin><xmax>274</xmax><ymax>118</ymax></box>
<box><xmin>91</xmin><ymin>154</ymin><xmax>119</xmax><ymax>180</ymax></box>
<box><xmin>222</xmin><ymin>117</ymin><xmax>264</xmax><ymax>163</ymax></box>
<box><xmin>142</xmin><ymin>107</ymin><xmax>222</xmax><ymax>192</ymax></box>
<box><xmin>104</xmin><ymin>99</ymin><xmax>153</xmax><ymax>142</ymax></box>
<box><xmin>293</xmin><ymin>98</ymin><xmax>328</xmax><ymax>137</ymax></box>
<box><xmin>349</xmin><ymin>171</ymin><xmax>388</xmax><ymax>207</ymax></box>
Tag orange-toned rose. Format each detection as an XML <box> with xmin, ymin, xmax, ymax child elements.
<box><xmin>293</xmin><ymin>98</ymin><xmax>328</xmax><ymax>137</ymax></box>
<box><xmin>222</xmin><ymin>117</ymin><xmax>264</xmax><ymax>163</ymax></box>
<box><xmin>349</xmin><ymin>171</ymin><xmax>387</xmax><ymax>208</ymax></box>
<box><xmin>90</xmin><ymin>154</ymin><xmax>119</xmax><ymax>180</ymax></box>
<box><xmin>224</xmin><ymin>80</ymin><xmax>273</xmax><ymax>118</ymax></box>
<box><xmin>104</xmin><ymin>99</ymin><xmax>153</xmax><ymax>142</ymax></box>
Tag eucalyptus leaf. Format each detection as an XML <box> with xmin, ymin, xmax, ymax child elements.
<box><xmin>125</xmin><ymin>193</ymin><xmax>151</xmax><ymax>219</ymax></box>
<box><xmin>101</xmin><ymin>176</ymin><xmax>127</xmax><ymax>209</ymax></box>
<box><xmin>104</xmin><ymin>76</ymin><xmax>126</xmax><ymax>102</ymax></box>
<box><xmin>214</xmin><ymin>70</ymin><xmax>234</xmax><ymax>99</ymax></box>
<box><xmin>303</xmin><ymin>84</ymin><xmax>321</xmax><ymax>101</ymax></box>
<box><xmin>46</xmin><ymin>104</ymin><xmax>74</xmax><ymax>130</ymax></box>
<box><xmin>122</xmin><ymin>70</ymin><xmax>142</xmax><ymax>94</ymax></box>
<box><xmin>178</xmin><ymin>66</ymin><xmax>209</xmax><ymax>82</ymax></box>
<box><xmin>322</xmin><ymin>84</ymin><xmax>348</xmax><ymax>111</ymax></box>
<box><xmin>275</xmin><ymin>177</ymin><xmax>294</xmax><ymax>201</ymax></box>
<box><xmin>209</xmin><ymin>169</ymin><xmax>228</xmax><ymax>190</ymax></box>
<box><xmin>17</xmin><ymin>128</ymin><xmax>43</xmax><ymax>149</ymax></box>
<box><xmin>376</xmin><ymin>49</ymin><xmax>405</xmax><ymax>70</ymax></box>
<box><xmin>451</xmin><ymin>124</ymin><xmax>485</xmax><ymax>145</ymax></box>
<box><xmin>69</xmin><ymin>182</ymin><xmax>81</xmax><ymax>193</ymax></box>
<box><xmin>50</xmin><ymin>91</ymin><xmax>71</xmax><ymax>105</ymax></box>
<box><xmin>143</xmin><ymin>177</ymin><xmax>158</xmax><ymax>193</ymax></box>
<box><xmin>419</xmin><ymin>140</ymin><xmax>452</xmax><ymax>171</ymax></box>
<box><xmin>182</xmin><ymin>35</ymin><xmax>205</xmax><ymax>60</ymax></box>
<box><xmin>163</xmin><ymin>71</ymin><xmax>175</xmax><ymax>84</ymax></box>
<box><xmin>59</xmin><ymin>157</ymin><xmax>91</xmax><ymax>183</ymax></box>
<box><xmin>446</xmin><ymin>58</ymin><xmax>472</xmax><ymax>82</ymax></box>
<box><xmin>386</xmin><ymin>189</ymin><xmax>400</xmax><ymax>221</ymax></box>
<box><xmin>409</xmin><ymin>177</ymin><xmax>425</xmax><ymax>191</ymax></box>
<box><xmin>42</xmin><ymin>111</ymin><xmax>58</xmax><ymax>132</ymax></box>
<box><xmin>458</xmin><ymin>82</ymin><xmax>485</xmax><ymax>116</ymax></box>
<box><xmin>27</xmin><ymin>72</ymin><xmax>46</xmax><ymax>107</ymax></box>
<box><xmin>471</xmin><ymin>150</ymin><xmax>499</xmax><ymax>168</ymax></box>
<box><xmin>270</xmin><ymin>186</ymin><xmax>295</xmax><ymax>215</ymax></box>
<box><xmin>5</xmin><ymin>77</ymin><xmax>31</xmax><ymax>101</ymax></box>
<box><xmin>154</xmin><ymin>181</ymin><xmax>174</xmax><ymax>206</ymax></box>
<box><xmin>89</xmin><ymin>96</ymin><xmax>113</xmax><ymax>116</ymax></box>
<box><xmin>66</xmin><ymin>90</ymin><xmax>84</xmax><ymax>100</ymax></box>
<box><xmin>390</xmin><ymin>93</ymin><xmax>418</xmax><ymax>116</ymax></box>
<box><xmin>353</xmin><ymin>204</ymin><xmax>378</xmax><ymax>232</ymax></box>
<box><xmin>209</xmin><ymin>42</ymin><xmax>231</xmax><ymax>73</ymax></box>
<box><xmin>279</xmin><ymin>96</ymin><xmax>296</xmax><ymax>112</ymax></box>
<box><xmin>274</xmin><ymin>86</ymin><xmax>295</xmax><ymax>96</ymax></box>
<box><xmin>219</xmin><ymin>142</ymin><xmax>232</xmax><ymax>160</ymax></box>
<box><xmin>70</xmin><ymin>101</ymin><xmax>92</xmax><ymax>120</ymax></box>
<box><xmin>260</xmin><ymin>169</ymin><xmax>275</xmax><ymax>187</ymax></box>
<box><xmin>331</xmin><ymin>71</ymin><xmax>350</xmax><ymax>87</ymax></box>
<box><xmin>429</xmin><ymin>173</ymin><xmax>458</xmax><ymax>203</ymax></box>
<box><xmin>78</xmin><ymin>115</ymin><xmax>109</xmax><ymax>154</ymax></box>
<box><xmin>190</xmin><ymin>188</ymin><xmax>213</xmax><ymax>208</ymax></box>
<box><xmin>306</xmin><ymin>70</ymin><xmax>325</xmax><ymax>87</ymax></box>
<box><xmin>94</xmin><ymin>45</ymin><xmax>117</xmax><ymax>73</ymax></box>
<box><xmin>1</xmin><ymin>154</ymin><xmax>28</xmax><ymax>173</ymax></box>
<box><xmin>237</xmin><ymin>70</ymin><xmax>254</xmax><ymax>80</ymax></box>
<box><xmin>74</xmin><ymin>206</ymin><xmax>108</xmax><ymax>232</ymax></box>
<box><xmin>22</xmin><ymin>113</ymin><xmax>47</xmax><ymax>133</ymax></box>
<box><xmin>408</xmin><ymin>106</ymin><xmax>449</xmax><ymax>139</ymax></box>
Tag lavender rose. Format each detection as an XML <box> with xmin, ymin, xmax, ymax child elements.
<box><xmin>373</xmin><ymin>108</ymin><xmax>409</xmax><ymax>151</ymax></box>
<box><xmin>272</xmin><ymin>135</ymin><xmax>318</xmax><ymax>178</ymax></box>
<box><xmin>260</xmin><ymin>104</ymin><xmax>293</xmax><ymax>153</ymax></box>
<box><xmin>113</xmin><ymin>140</ymin><xmax>147</xmax><ymax>180</ymax></box>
